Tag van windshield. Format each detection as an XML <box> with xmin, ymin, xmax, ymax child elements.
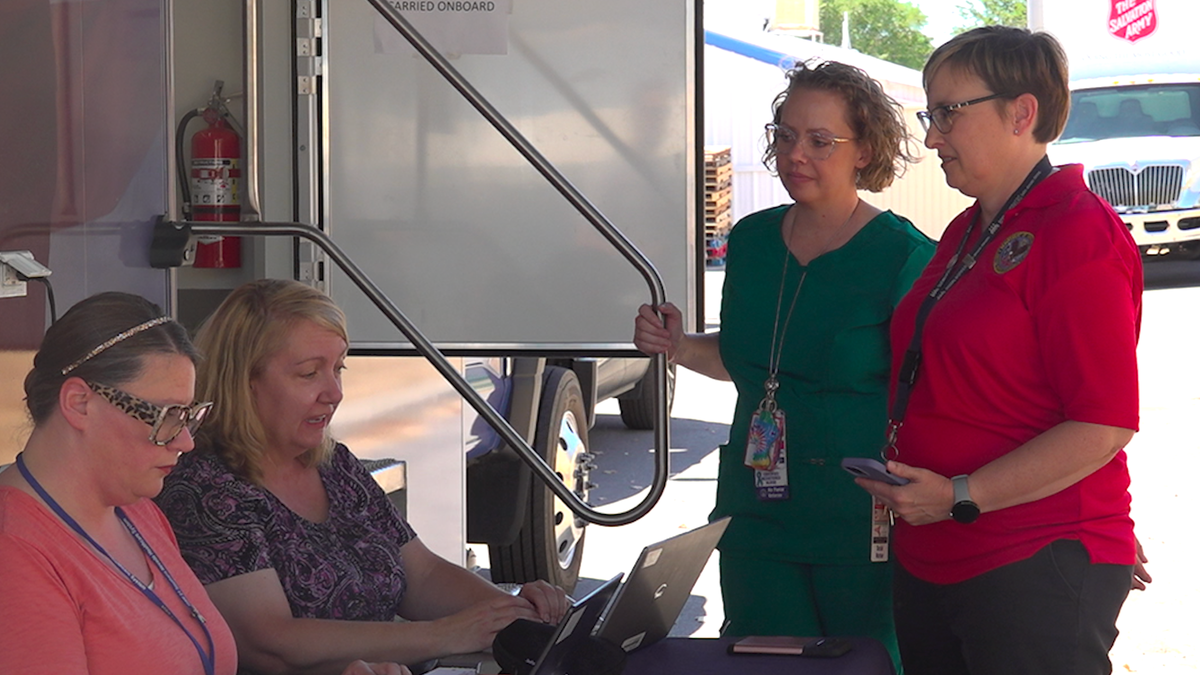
<box><xmin>1057</xmin><ymin>83</ymin><xmax>1200</xmax><ymax>144</ymax></box>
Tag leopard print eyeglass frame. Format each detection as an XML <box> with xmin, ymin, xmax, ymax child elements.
<box><xmin>86</xmin><ymin>381</ymin><xmax>214</xmax><ymax>446</ymax></box>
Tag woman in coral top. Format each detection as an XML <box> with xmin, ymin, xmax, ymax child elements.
<box><xmin>0</xmin><ymin>291</ymin><xmax>404</xmax><ymax>675</ymax></box>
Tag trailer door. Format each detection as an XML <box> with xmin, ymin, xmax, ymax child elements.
<box><xmin>314</xmin><ymin>0</ymin><xmax>698</xmax><ymax>352</ymax></box>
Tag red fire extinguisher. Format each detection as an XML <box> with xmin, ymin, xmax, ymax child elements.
<box><xmin>190</xmin><ymin>107</ymin><xmax>241</xmax><ymax>268</ymax></box>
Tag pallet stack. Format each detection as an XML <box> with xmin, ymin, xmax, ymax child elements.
<box><xmin>704</xmin><ymin>145</ymin><xmax>733</xmax><ymax>266</ymax></box>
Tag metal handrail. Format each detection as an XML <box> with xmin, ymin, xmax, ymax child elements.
<box><xmin>158</xmin><ymin>219</ymin><xmax>669</xmax><ymax>526</ymax></box>
<box><xmin>360</xmin><ymin>1</ymin><xmax>674</xmax><ymax>524</ymax></box>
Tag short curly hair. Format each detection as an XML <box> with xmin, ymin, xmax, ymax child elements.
<box><xmin>763</xmin><ymin>59</ymin><xmax>918</xmax><ymax>192</ymax></box>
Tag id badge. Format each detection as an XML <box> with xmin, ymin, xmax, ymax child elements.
<box><xmin>745</xmin><ymin>408</ymin><xmax>785</xmax><ymax>471</ymax></box>
<box><xmin>870</xmin><ymin>496</ymin><xmax>890</xmax><ymax>562</ymax></box>
<box><xmin>753</xmin><ymin>449</ymin><xmax>789</xmax><ymax>501</ymax></box>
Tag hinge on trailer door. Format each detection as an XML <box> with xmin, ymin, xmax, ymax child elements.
<box><xmin>296</xmin><ymin>2</ymin><xmax>323</xmax><ymax>97</ymax></box>
<box><xmin>297</xmin><ymin>242</ymin><xmax>328</xmax><ymax>293</ymax></box>
<box><xmin>295</xmin><ymin>0</ymin><xmax>326</xmax><ymax>294</ymax></box>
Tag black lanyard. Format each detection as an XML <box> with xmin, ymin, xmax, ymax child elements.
<box><xmin>884</xmin><ymin>156</ymin><xmax>1054</xmax><ymax>459</ymax></box>
<box><xmin>16</xmin><ymin>454</ymin><xmax>217</xmax><ymax>675</ymax></box>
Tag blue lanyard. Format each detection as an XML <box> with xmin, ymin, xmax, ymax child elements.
<box><xmin>15</xmin><ymin>454</ymin><xmax>217</xmax><ymax>675</ymax></box>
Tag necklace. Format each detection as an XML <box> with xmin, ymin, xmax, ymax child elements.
<box><xmin>15</xmin><ymin>453</ymin><xmax>217</xmax><ymax>675</ymax></box>
<box><xmin>745</xmin><ymin>200</ymin><xmax>861</xmax><ymax>478</ymax></box>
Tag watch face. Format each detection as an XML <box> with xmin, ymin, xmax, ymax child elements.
<box><xmin>952</xmin><ymin>501</ymin><xmax>981</xmax><ymax>524</ymax></box>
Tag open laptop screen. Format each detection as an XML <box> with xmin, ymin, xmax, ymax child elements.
<box><xmin>595</xmin><ymin>516</ymin><xmax>730</xmax><ymax>652</ymax></box>
<box><xmin>528</xmin><ymin>574</ymin><xmax>623</xmax><ymax>675</ymax></box>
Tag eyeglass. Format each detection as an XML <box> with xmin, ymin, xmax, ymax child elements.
<box><xmin>87</xmin><ymin>381</ymin><xmax>213</xmax><ymax>446</ymax></box>
<box><xmin>765</xmin><ymin>124</ymin><xmax>855</xmax><ymax>161</ymax></box>
<box><xmin>916</xmin><ymin>93</ymin><xmax>1008</xmax><ymax>134</ymax></box>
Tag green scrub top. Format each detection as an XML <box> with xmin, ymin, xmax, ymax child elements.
<box><xmin>713</xmin><ymin>205</ymin><xmax>935</xmax><ymax>565</ymax></box>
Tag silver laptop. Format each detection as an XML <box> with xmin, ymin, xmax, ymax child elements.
<box><xmin>593</xmin><ymin>516</ymin><xmax>731</xmax><ymax>652</ymax></box>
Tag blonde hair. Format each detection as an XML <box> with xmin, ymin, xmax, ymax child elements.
<box><xmin>764</xmin><ymin>59</ymin><xmax>918</xmax><ymax>192</ymax></box>
<box><xmin>194</xmin><ymin>279</ymin><xmax>348</xmax><ymax>484</ymax></box>
<box><xmin>923</xmin><ymin>26</ymin><xmax>1070</xmax><ymax>144</ymax></box>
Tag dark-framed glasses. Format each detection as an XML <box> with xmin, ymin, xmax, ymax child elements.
<box><xmin>86</xmin><ymin>381</ymin><xmax>213</xmax><ymax>446</ymax></box>
<box><xmin>916</xmin><ymin>93</ymin><xmax>1008</xmax><ymax>134</ymax></box>
<box><xmin>765</xmin><ymin>124</ymin><xmax>855</xmax><ymax>161</ymax></box>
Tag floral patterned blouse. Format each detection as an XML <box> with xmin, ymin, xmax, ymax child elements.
<box><xmin>157</xmin><ymin>444</ymin><xmax>416</xmax><ymax>621</ymax></box>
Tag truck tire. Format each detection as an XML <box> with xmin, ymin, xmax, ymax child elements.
<box><xmin>489</xmin><ymin>367</ymin><xmax>589</xmax><ymax>593</ymax></box>
<box><xmin>617</xmin><ymin>363</ymin><xmax>676</xmax><ymax>431</ymax></box>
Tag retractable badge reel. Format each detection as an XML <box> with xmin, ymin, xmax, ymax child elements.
<box><xmin>746</xmin><ymin>377</ymin><xmax>784</xmax><ymax>470</ymax></box>
<box><xmin>869</xmin><ymin>421</ymin><xmax>902</xmax><ymax>562</ymax></box>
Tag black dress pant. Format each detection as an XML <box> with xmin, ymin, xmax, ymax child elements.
<box><xmin>894</xmin><ymin>539</ymin><xmax>1133</xmax><ymax>675</ymax></box>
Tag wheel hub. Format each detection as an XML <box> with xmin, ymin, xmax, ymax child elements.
<box><xmin>551</xmin><ymin>409</ymin><xmax>589</xmax><ymax>571</ymax></box>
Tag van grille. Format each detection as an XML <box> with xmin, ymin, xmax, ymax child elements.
<box><xmin>1086</xmin><ymin>165</ymin><xmax>1184</xmax><ymax>208</ymax></box>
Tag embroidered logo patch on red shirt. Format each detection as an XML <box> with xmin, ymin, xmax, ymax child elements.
<box><xmin>994</xmin><ymin>232</ymin><xmax>1034</xmax><ymax>274</ymax></box>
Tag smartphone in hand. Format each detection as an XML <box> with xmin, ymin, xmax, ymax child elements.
<box><xmin>841</xmin><ymin>457</ymin><xmax>909</xmax><ymax>486</ymax></box>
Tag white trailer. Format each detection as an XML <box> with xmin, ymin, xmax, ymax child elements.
<box><xmin>0</xmin><ymin>0</ymin><xmax>701</xmax><ymax>592</ymax></box>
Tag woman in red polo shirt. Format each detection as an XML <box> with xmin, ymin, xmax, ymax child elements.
<box><xmin>854</xmin><ymin>26</ymin><xmax>1142</xmax><ymax>675</ymax></box>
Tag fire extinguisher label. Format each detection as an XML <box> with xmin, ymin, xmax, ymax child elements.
<box><xmin>191</xmin><ymin>158</ymin><xmax>241</xmax><ymax>206</ymax></box>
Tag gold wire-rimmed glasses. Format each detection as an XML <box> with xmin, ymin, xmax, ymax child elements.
<box><xmin>765</xmin><ymin>124</ymin><xmax>856</xmax><ymax>161</ymax></box>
